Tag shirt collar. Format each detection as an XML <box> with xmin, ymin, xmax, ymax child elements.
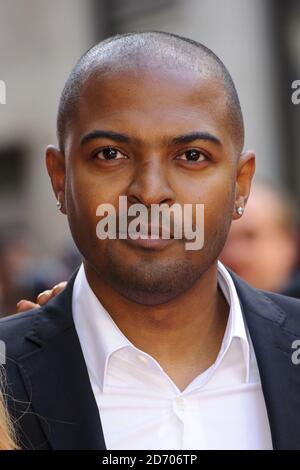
<box><xmin>72</xmin><ymin>261</ymin><xmax>251</xmax><ymax>392</ymax></box>
<box><xmin>72</xmin><ymin>264</ymin><xmax>132</xmax><ymax>391</ymax></box>
<box><xmin>217</xmin><ymin>260</ymin><xmax>250</xmax><ymax>382</ymax></box>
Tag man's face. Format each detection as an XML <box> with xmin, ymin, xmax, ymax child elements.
<box><xmin>48</xmin><ymin>64</ymin><xmax>254</xmax><ymax>304</ymax></box>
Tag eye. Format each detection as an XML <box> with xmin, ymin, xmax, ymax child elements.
<box><xmin>175</xmin><ymin>149</ymin><xmax>207</xmax><ymax>163</ymax></box>
<box><xmin>93</xmin><ymin>147</ymin><xmax>128</xmax><ymax>160</ymax></box>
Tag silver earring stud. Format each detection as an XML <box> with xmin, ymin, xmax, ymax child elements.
<box><xmin>56</xmin><ymin>200</ymin><xmax>62</xmax><ymax>210</ymax></box>
<box><xmin>236</xmin><ymin>206</ymin><xmax>244</xmax><ymax>216</ymax></box>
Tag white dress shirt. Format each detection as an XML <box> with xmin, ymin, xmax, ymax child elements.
<box><xmin>72</xmin><ymin>261</ymin><xmax>273</xmax><ymax>450</ymax></box>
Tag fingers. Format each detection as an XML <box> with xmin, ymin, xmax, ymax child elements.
<box><xmin>52</xmin><ymin>282</ymin><xmax>67</xmax><ymax>297</ymax></box>
<box><xmin>17</xmin><ymin>300</ymin><xmax>39</xmax><ymax>313</ymax></box>
<box><xmin>16</xmin><ymin>281</ymin><xmax>68</xmax><ymax>313</ymax></box>
<box><xmin>37</xmin><ymin>282</ymin><xmax>67</xmax><ymax>305</ymax></box>
<box><xmin>37</xmin><ymin>290</ymin><xmax>53</xmax><ymax>306</ymax></box>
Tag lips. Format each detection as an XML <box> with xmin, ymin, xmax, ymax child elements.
<box><xmin>120</xmin><ymin>225</ymin><xmax>175</xmax><ymax>239</ymax></box>
<box><xmin>116</xmin><ymin>225</ymin><xmax>175</xmax><ymax>250</ymax></box>
<box><xmin>123</xmin><ymin>235</ymin><xmax>175</xmax><ymax>250</ymax></box>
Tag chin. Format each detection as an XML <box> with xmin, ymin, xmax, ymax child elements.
<box><xmin>112</xmin><ymin>284</ymin><xmax>189</xmax><ymax>306</ymax></box>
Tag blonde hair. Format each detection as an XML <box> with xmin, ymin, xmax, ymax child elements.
<box><xmin>0</xmin><ymin>368</ymin><xmax>19</xmax><ymax>450</ymax></box>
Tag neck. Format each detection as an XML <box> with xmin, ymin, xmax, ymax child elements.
<box><xmin>84</xmin><ymin>260</ymin><xmax>229</xmax><ymax>391</ymax></box>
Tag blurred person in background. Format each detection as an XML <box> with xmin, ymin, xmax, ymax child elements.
<box><xmin>0</xmin><ymin>233</ymin><xmax>80</xmax><ymax>316</ymax></box>
<box><xmin>0</xmin><ymin>370</ymin><xmax>18</xmax><ymax>450</ymax></box>
<box><xmin>0</xmin><ymin>234</ymin><xmax>36</xmax><ymax>315</ymax></box>
<box><xmin>220</xmin><ymin>181</ymin><xmax>300</xmax><ymax>295</ymax></box>
<box><xmin>0</xmin><ymin>395</ymin><xmax>17</xmax><ymax>450</ymax></box>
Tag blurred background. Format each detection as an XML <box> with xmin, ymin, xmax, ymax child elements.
<box><xmin>0</xmin><ymin>0</ymin><xmax>300</xmax><ymax>314</ymax></box>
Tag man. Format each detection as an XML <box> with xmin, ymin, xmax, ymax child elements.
<box><xmin>1</xmin><ymin>31</ymin><xmax>300</xmax><ymax>450</ymax></box>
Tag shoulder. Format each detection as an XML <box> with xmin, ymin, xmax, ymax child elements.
<box><xmin>262</xmin><ymin>289</ymin><xmax>300</xmax><ymax>310</ymax></box>
<box><xmin>0</xmin><ymin>307</ymin><xmax>44</xmax><ymax>358</ymax></box>
<box><xmin>0</xmin><ymin>307</ymin><xmax>42</xmax><ymax>329</ymax></box>
<box><xmin>259</xmin><ymin>290</ymin><xmax>300</xmax><ymax>332</ymax></box>
<box><xmin>229</xmin><ymin>268</ymin><xmax>300</xmax><ymax>331</ymax></box>
<box><xmin>0</xmin><ymin>270</ymin><xmax>77</xmax><ymax>360</ymax></box>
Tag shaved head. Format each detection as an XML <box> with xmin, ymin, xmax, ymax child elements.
<box><xmin>57</xmin><ymin>31</ymin><xmax>244</xmax><ymax>153</ymax></box>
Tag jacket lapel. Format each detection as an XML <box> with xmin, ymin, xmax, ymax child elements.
<box><xmin>231</xmin><ymin>271</ymin><xmax>300</xmax><ymax>449</ymax></box>
<box><xmin>17</xmin><ymin>272</ymin><xmax>106</xmax><ymax>450</ymax></box>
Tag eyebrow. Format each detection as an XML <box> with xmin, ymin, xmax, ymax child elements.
<box><xmin>80</xmin><ymin>129</ymin><xmax>222</xmax><ymax>147</ymax></box>
<box><xmin>80</xmin><ymin>130</ymin><xmax>137</xmax><ymax>146</ymax></box>
<box><xmin>171</xmin><ymin>131</ymin><xmax>222</xmax><ymax>146</ymax></box>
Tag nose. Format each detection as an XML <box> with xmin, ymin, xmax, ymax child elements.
<box><xmin>127</xmin><ymin>158</ymin><xmax>176</xmax><ymax>207</ymax></box>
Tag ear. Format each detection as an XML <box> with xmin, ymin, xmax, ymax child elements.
<box><xmin>232</xmin><ymin>150</ymin><xmax>256</xmax><ymax>220</ymax></box>
<box><xmin>45</xmin><ymin>145</ymin><xmax>67</xmax><ymax>215</ymax></box>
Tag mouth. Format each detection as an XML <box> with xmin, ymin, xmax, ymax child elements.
<box><xmin>118</xmin><ymin>226</ymin><xmax>176</xmax><ymax>250</ymax></box>
<box><xmin>123</xmin><ymin>236</ymin><xmax>176</xmax><ymax>250</ymax></box>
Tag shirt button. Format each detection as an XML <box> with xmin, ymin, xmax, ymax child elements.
<box><xmin>137</xmin><ymin>354</ymin><xmax>148</xmax><ymax>364</ymax></box>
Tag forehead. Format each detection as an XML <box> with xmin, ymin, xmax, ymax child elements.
<box><xmin>73</xmin><ymin>65</ymin><xmax>232</xmax><ymax>146</ymax></box>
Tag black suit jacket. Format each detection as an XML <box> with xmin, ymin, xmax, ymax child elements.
<box><xmin>0</xmin><ymin>270</ymin><xmax>300</xmax><ymax>450</ymax></box>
